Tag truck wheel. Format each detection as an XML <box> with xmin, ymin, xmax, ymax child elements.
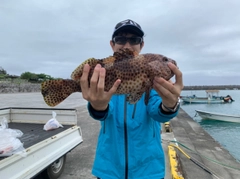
<box><xmin>42</xmin><ymin>155</ymin><xmax>66</xmax><ymax>179</ymax></box>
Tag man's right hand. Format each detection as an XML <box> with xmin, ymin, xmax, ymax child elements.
<box><xmin>80</xmin><ymin>64</ymin><xmax>121</xmax><ymax>111</ymax></box>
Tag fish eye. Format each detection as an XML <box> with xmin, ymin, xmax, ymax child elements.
<box><xmin>163</xmin><ymin>57</ymin><xmax>168</xmax><ymax>62</ymax></box>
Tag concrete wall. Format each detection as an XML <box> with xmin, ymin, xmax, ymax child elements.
<box><xmin>0</xmin><ymin>82</ymin><xmax>40</xmax><ymax>93</ymax></box>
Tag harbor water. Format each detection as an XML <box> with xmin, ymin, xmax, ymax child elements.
<box><xmin>180</xmin><ymin>90</ymin><xmax>240</xmax><ymax>162</ymax></box>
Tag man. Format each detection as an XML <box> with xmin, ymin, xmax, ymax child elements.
<box><xmin>80</xmin><ymin>19</ymin><xmax>183</xmax><ymax>179</ymax></box>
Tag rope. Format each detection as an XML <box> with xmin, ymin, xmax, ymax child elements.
<box><xmin>169</xmin><ymin>143</ymin><xmax>222</xmax><ymax>179</ymax></box>
<box><xmin>169</xmin><ymin>140</ymin><xmax>240</xmax><ymax>172</ymax></box>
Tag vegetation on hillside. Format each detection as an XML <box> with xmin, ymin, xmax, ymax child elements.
<box><xmin>0</xmin><ymin>66</ymin><xmax>7</xmax><ymax>79</ymax></box>
<box><xmin>0</xmin><ymin>66</ymin><xmax>59</xmax><ymax>83</ymax></box>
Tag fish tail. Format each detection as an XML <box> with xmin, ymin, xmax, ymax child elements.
<box><xmin>41</xmin><ymin>79</ymin><xmax>81</xmax><ymax>107</ymax></box>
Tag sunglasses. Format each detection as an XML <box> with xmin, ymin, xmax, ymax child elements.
<box><xmin>113</xmin><ymin>36</ymin><xmax>143</xmax><ymax>45</ymax></box>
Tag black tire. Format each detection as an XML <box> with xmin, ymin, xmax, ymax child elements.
<box><xmin>41</xmin><ymin>155</ymin><xmax>66</xmax><ymax>179</ymax></box>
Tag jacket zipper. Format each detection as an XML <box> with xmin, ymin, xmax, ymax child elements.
<box><xmin>124</xmin><ymin>96</ymin><xmax>128</xmax><ymax>179</ymax></box>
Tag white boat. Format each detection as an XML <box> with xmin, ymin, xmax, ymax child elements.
<box><xmin>195</xmin><ymin>110</ymin><xmax>240</xmax><ymax>123</ymax></box>
<box><xmin>182</xmin><ymin>98</ymin><xmax>227</xmax><ymax>104</ymax></box>
<box><xmin>181</xmin><ymin>90</ymin><xmax>234</xmax><ymax>104</ymax></box>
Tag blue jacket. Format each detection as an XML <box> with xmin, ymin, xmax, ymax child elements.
<box><xmin>88</xmin><ymin>90</ymin><xmax>178</xmax><ymax>179</ymax></box>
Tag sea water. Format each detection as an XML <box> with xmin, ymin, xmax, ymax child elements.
<box><xmin>180</xmin><ymin>90</ymin><xmax>240</xmax><ymax>162</ymax></box>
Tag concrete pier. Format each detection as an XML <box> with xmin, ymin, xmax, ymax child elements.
<box><xmin>167</xmin><ymin>108</ymin><xmax>240</xmax><ymax>179</ymax></box>
<box><xmin>49</xmin><ymin>107</ymin><xmax>240</xmax><ymax>179</ymax></box>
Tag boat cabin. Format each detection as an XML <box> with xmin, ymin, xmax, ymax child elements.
<box><xmin>205</xmin><ymin>90</ymin><xmax>219</xmax><ymax>99</ymax></box>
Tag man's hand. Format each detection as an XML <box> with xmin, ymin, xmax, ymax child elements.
<box><xmin>153</xmin><ymin>62</ymin><xmax>183</xmax><ymax>109</ymax></box>
<box><xmin>80</xmin><ymin>64</ymin><xmax>121</xmax><ymax>111</ymax></box>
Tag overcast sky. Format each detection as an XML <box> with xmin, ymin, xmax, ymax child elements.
<box><xmin>1</xmin><ymin>0</ymin><xmax>240</xmax><ymax>86</ymax></box>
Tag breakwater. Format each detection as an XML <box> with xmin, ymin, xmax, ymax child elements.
<box><xmin>0</xmin><ymin>82</ymin><xmax>40</xmax><ymax>93</ymax></box>
<box><xmin>183</xmin><ymin>85</ymin><xmax>240</xmax><ymax>90</ymax></box>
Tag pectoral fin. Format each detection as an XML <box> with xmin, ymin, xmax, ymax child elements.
<box><xmin>144</xmin><ymin>87</ymin><xmax>151</xmax><ymax>105</ymax></box>
<box><xmin>126</xmin><ymin>92</ymin><xmax>144</xmax><ymax>104</ymax></box>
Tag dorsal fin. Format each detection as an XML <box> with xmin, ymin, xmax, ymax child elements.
<box><xmin>113</xmin><ymin>48</ymin><xmax>137</xmax><ymax>62</ymax></box>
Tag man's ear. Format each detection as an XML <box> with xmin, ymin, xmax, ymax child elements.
<box><xmin>110</xmin><ymin>40</ymin><xmax>115</xmax><ymax>50</ymax></box>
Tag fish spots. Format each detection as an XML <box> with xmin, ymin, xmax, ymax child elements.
<box><xmin>41</xmin><ymin>48</ymin><xmax>177</xmax><ymax>106</ymax></box>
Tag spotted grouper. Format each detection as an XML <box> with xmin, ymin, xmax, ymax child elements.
<box><xmin>41</xmin><ymin>48</ymin><xmax>177</xmax><ymax>107</ymax></box>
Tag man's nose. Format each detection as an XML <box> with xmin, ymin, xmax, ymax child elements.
<box><xmin>123</xmin><ymin>41</ymin><xmax>131</xmax><ymax>48</ymax></box>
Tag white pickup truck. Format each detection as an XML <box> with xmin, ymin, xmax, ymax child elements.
<box><xmin>0</xmin><ymin>107</ymin><xmax>83</xmax><ymax>179</ymax></box>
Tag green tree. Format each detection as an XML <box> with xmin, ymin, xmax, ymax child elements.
<box><xmin>20</xmin><ymin>72</ymin><xmax>55</xmax><ymax>82</ymax></box>
<box><xmin>20</xmin><ymin>72</ymin><xmax>33</xmax><ymax>80</ymax></box>
<box><xmin>0</xmin><ymin>66</ymin><xmax>7</xmax><ymax>75</ymax></box>
<box><xmin>37</xmin><ymin>73</ymin><xmax>54</xmax><ymax>81</ymax></box>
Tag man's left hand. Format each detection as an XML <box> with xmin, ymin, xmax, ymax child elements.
<box><xmin>153</xmin><ymin>62</ymin><xmax>183</xmax><ymax>109</ymax></box>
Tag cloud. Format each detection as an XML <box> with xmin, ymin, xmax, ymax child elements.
<box><xmin>1</xmin><ymin>0</ymin><xmax>240</xmax><ymax>85</ymax></box>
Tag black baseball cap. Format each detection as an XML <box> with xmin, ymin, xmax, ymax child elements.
<box><xmin>112</xmin><ymin>19</ymin><xmax>144</xmax><ymax>39</ymax></box>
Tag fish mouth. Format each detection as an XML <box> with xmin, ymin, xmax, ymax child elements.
<box><xmin>169</xmin><ymin>58</ymin><xmax>177</xmax><ymax>66</ymax></box>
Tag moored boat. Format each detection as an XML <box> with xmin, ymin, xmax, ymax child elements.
<box><xmin>195</xmin><ymin>109</ymin><xmax>240</xmax><ymax>123</ymax></box>
<box><xmin>181</xmin><ymin>90</ymin><xmax>234</xmax><ymax>104</ymax></box>
<box><xmin>182</xmin><ymin>97</ymin><xmax>232</xmax><ymax>104</ymax></box>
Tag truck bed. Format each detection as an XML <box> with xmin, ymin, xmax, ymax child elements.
<box><xmin>9</xmin><ymin>122</ymin><xmax>72</xmax><ymax>149</ymax></box>
<box><xmin>0</xmin><ymin>107</ymin><xmax>83</xmax><ymax>178</ymax></box>
<box><xmin>0</xmin><ymin>122</ymin><xmax>73</xmax><ymax>161</ymax></box>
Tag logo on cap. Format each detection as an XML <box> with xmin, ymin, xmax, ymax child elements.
<box><xmin>112</xmin><ymin>19</ymin><xmax>144</xmax><ymax>38</ymax></box>
<box><xmin>115</xmin><ymin>19</ymin><xmax>141</xmax><ymax>30</ymax></box>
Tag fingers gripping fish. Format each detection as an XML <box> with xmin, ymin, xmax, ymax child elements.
<box><xmin>41</xmin><ymin>48</ymin><xmax>177</xmax><ymax>107</ymax></box>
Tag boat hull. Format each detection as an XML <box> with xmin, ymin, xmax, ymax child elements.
<box><xmin>195</xmin><ymin>110</ymin><xmax>240</xmax><ymax>123</ymax></box>
<box><xmin>182</xmin><ymin>98</ymin><xmax>225</xmax><ymax>104</ymax></box>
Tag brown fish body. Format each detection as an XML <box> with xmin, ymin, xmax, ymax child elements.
<box><xmin>41</xmin><ymin>49</ymin><xmax>177</xmax><ymax>107</ymax></box>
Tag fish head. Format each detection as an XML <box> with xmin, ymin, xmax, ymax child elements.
<box><xmin>146</xmin><ymin>54</ymin><xmax>177</xmax><ymax>80</ymax></box>
<box><xmin>166</xmin><ymin>57</ymin><xmax>177</xmax><ymax>66</ymax></box>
